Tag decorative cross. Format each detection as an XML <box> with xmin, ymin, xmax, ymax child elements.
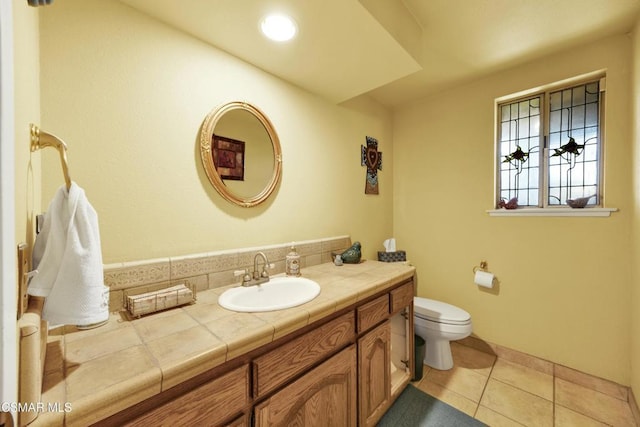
<box><xmin>361</xmin><ymin>136</ymin><xmax>382</xmax><ymax>194</ymax></box>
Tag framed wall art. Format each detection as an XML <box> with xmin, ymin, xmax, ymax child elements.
<box><xmin>213</xmin><ymin>134</ymin><xmax>245</xmax><ymax>181</ymax></box>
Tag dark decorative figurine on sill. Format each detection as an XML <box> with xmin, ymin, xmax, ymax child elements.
<box><xmin>498</xmin><ymin>197</ymin><xmax>519</xmax><ymax>210</ymax></box>
<box><xmin>333</xmin><ymin>242</ymin><xmax>362</xmax><ymax>264</ymax></box>
<box><xmin>567</xmin><ymin>195</ymin><xmax>594</xmax><ymax>208</ymax></box>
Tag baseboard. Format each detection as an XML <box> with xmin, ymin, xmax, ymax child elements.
<box><xmin>630</xmin><ymin>388</ymin><xmax>640</xmax><ymax>426</ymax></box>
<box><xmin>458</xmin><ymin>335</ymin><xmax>629</xmax><ymax>402</ymax></box>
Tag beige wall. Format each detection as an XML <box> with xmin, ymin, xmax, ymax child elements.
<box><xmin>37</xmin><ymin>0</ymin><xmax>393</xmax><ymax>264</ymax></box>
<box><xmin>631</xmin><ymin>15</ymin><xmax>640</xmax><ymax>407</ymax></box>
<box><xmin>394</xmin><ymin>35</ymin><xmax>633</xmax><ymax>385</ymax></box>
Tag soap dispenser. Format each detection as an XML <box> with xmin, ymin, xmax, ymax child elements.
<box><xmin>286</xmin><ymin>243</ymin><xmax>301</xmax><ymax>276</ymax></box>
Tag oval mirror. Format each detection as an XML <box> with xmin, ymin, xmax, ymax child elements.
<box><xmin>199</xmin><ymin>102</ymin><xmax>282</xmax><ymax>207</ymax></box>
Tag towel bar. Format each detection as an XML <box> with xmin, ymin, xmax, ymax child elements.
<box><xmin>30</xmin><ymin>124</ymin><xmax>72</xmax><ymax>191</ymax></box>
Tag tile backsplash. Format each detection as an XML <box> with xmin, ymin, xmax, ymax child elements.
<box><xmin>104</xmin><ymin>236</ymin><xmax>352</xmax><ymax>312</ymax></box>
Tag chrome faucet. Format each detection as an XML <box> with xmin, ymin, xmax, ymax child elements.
<box><xmin>236</xmin><ymin>252</ymin><xmax>273</xmax><ymax>286</ymax></box>
<box><xmin>253</xmin><ymin>252</ymin><xmax>270</xmax><ymax>281</ymax></box>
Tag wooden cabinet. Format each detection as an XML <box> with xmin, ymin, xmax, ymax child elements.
<box><xmin>122</xmin><ymin>364</ymin><xmax>249</xmax><ymax>427</ymax></box>
<box><xmin>254</xmin><ymin>345</ymin><xmax>357</xmax><ymax>427</ymax></box>
<box><xmin>388</xmin><ymin>280</ymin><xmax>415</xmax><ymax>396</ymax></box>
<box><xmin>106</xmin><ymin>278</ymin><xmax>414</xmax><ymax>427</ymax></box>
<box><xmin>358</xmin><ymin>321</ymin><xmax>391</xmax><ymax>427</ymax></box>
<box><xmin>224</xmin><ymin>414</ymin><xmax>249</xmax><ymax>427</ymax></box>
<box><xmin>359</xmin><ymin>280</ymin><xmax>415</xmax><ymax>425</ymax></box>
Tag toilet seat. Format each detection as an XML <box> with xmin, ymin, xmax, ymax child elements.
<box><xmin>414</xmin><ymin>297</ymin><xmax>471</xmax><ymax>325</ymax></box>
<box><xmin>413</xmin><ymin>297</ymin><xmax>472</xmax><ymax>370</ymax></box>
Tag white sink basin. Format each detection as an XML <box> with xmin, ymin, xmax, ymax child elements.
<box><xmin>218</xmin><ymin>276</ymin><xmax>321</xmax><ymax>312</ymax></box>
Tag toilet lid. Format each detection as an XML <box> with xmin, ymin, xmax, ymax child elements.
<box><xmin>414</xmin><ymin>297</ymin><xmax>471</xmax><ymax>325</ymax></box>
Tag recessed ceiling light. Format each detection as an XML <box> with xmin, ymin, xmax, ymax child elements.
<box><xmin>260</xmin><ymin>13</ymin><xmax>297</xmax><ymax>42</ymax></box>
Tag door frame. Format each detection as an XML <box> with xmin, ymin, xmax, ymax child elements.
<box><xmin>0</xmin><ymin>0</ymin><xmax>18</xmax><ymax>423</ymax></box>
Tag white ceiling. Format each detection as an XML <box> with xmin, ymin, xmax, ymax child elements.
<box><xmin>120</xmin><ymin>0</ymin><xmax>640</xmax><ymax>108</ymax></box>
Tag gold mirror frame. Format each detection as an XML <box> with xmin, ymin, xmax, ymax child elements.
<box><xmin>199</xmin><ymin>102</ymin><xmax>282</xmax><ymax>207</ymax></box>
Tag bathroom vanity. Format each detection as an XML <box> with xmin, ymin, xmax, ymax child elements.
<box><xmin>34</xmin><ymin>261</ymin><xmax>415</xmax><ymax>427</ymax></box>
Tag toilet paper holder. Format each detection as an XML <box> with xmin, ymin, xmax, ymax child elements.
<box><xmin>472</xmin><ymin>260</ymin><xmax>488</xmax><ymax>273</ymax></box>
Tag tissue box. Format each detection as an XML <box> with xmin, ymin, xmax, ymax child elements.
<box><xmin>377</xmin><ymin>251</ymin><xmax>406</xmax><ymax>262</ymax></box>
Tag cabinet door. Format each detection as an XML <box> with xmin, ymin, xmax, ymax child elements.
<box><xmin>254</xmin><ymin>344</ymin><xmax>357</xmax><ymax>427</ymax></box>
<box><xmin>390</xmin><ymin>307</ymin><xmax>413</xmax><ymax>397</ymax></box>
<box><xmin>358</xmin><ymin>320</ymin><xmax>391</xmax><ymax>427</ymax></box>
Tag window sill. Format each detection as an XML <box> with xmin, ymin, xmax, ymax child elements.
<box><xmin>487</xmin><ymin>207</ymin><xmax>618</xmax><ymax>217</ymax></box>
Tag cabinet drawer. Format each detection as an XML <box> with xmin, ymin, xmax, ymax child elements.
<box><xmin>390</xmin><ymin>281</ymin><xmax>414</xmax><ymax>314</ymax></box>
<box><xmin>125</xmin><ymin>364</ymin><xmax>249</xmax><ymax>427</ymax></box>
<box><xmin>253</xmin><ymin>311</ymin><xmax>355</xmax><ymax>398</ymax></box>
<box><xmin>357</xmin><ymin>294</ymin><xmax>389</xmax><ymax>333</ymax></box>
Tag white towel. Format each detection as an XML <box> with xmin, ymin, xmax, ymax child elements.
<box><xmin>28</xmin><ymin>182</ymin><xmax>109</xmax><ymax>326</ymax></box>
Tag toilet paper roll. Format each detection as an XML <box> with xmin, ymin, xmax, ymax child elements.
<box><xmin>474</xmin><ymin>270</ymin><xmax>494</xmax><ymax>288</ymax></box>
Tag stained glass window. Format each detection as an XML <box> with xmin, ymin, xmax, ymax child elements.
<box><xmin>547</xmin><ymin>81</ymin><xmax>600</xmax><ymax>206</ymax></box>
<box><xmin>497</xmin><ymin>78</ymin><xmax>603</xmax><ymax>209</ymax></box>
<box><xmin>498</xmin><ymin>96</ymin><xmax>542</xmax><ymax>207</ymax></box>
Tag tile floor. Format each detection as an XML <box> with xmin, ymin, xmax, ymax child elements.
<box><xmin>413</xmin><ymin>342</ymin><xmax>638</xmax><ymax>427</ymax></box>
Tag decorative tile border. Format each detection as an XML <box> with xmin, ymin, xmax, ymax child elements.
<box><xmin>104</xmin><ymin>236</ymin><xmax>352</xmax><ymax>312</ymax></box>
<box><xmin>169</xmin><ymin>254</ymin><xmax>215</xmax><ymax>281</ymax></box>
<box><xmin>104</xmin><ymin>259</ymin><xmax>171</xmax><ymax>291</ymax></box>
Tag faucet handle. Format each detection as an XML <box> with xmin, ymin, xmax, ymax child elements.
<box><xmin>259</xmin><ymin>263</ymin><xmax>275</xmax><ymax>278</ymax></box>
<box><xmin>234</xmin><ymin>269</ymin><xmax>251</xmax><ymax>283</ymax></box>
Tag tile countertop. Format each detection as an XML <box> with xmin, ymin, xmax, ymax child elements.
<box><xmin>34</xmin><ymin>260</ymin><xmax>416</xmax><ymax>427</ymax></box>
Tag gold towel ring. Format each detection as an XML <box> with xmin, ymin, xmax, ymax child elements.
<box><xmin>30</xmin><ymin>124</ymin><xmax>72</xmax><ymax>191</ymax></box>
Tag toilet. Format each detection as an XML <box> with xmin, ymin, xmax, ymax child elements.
<box><xmin>413</xmin><ymin>297</ymin><xmax>472</xmax><ymax>370</ymax></box>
